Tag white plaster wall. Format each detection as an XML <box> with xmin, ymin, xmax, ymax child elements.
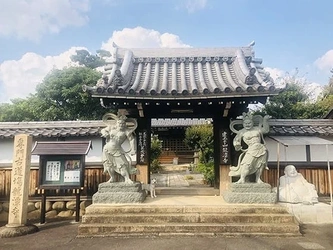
<box><xmin>2</xmin><ymin>134</ymin><xmax>328</xmax><ymax>164</ymax></box>
<box><xmin>55</xmin><ymin>136</ymin><xmax>137</xmax><ymax>163</ymax></box>
<box><xmin>0</xmin><ymin>138</ymin><xmax>14</xmax><ymax>163</ymax></box>
<box><xmin>65</xmin><ymin>136</ymin><xmax>103</xmax><ymax>162</ymax></box>
<box><xmin>0</xmin><ymin>136</ymin><xmax>105</xmax><ymax>164</ymax></box>
<box><xmin>265</xmin><ymin>137</ymin><xmax>307</xmax><ymax>161</ymax></box>
<box><xmin>310</xmin><ymin>144</ymin><xmax>333</xmax><ymax>161</ymax></box>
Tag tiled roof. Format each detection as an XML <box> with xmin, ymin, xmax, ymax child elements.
<box><xmin>269</xmin><ymin>119</ymin><xmax>333</xmax><ymax>136</ymax></box>
<box><xmin>32</xmin><ymin>141</ymin><xmax>92</xmax><ymax>155</ymax></box>
<box><xmin>0</xmin><ymin>121</ymin><xmax>104</xmax><ymax>139</ymax></box>
<box><xmin>83</xmin><ymin>45</ymin><xmax>284</xmax><ymax>100</ymax></box>
<box><xmin>0</xmin><ymin>119</ymin><xmax>333</xmax><ymax>139</ymax></box>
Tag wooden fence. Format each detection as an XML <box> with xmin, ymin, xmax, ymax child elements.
<box><xmin>0</xmin><ymin>164</ymin><xmax>108</xmax><ymax>199</ymax></box>
<box><xmin>1</xmin><ymin>163</ymin><xmax>333</xmax><ymax>199</ymax></box>
<box><xmin>261</xmin><ymin>167</ymin><xmax>333</xmax><ymax>195</ymax></box>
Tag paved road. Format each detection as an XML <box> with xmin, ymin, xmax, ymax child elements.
<box><xmin>1</xmin><ymin>220</ymin><xmax>333</xmax><ymax>250</ymax></box>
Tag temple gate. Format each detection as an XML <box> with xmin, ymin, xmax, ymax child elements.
<box><xmin>83</xmin><ymin>43</ymin><xmax>284</xmax><ymax>192</ymax></box>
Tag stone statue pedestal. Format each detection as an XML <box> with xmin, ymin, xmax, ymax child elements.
<box><xmin>92</xmin><ymin>182</ymin><xmax>146</xmax><ymax>204</ymax></box>
<box><xmin>222</xmin><ymin>183</ymin><xmax>277</xmax><ymax>204</ymax></box>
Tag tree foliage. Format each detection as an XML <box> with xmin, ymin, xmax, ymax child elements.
<box><xmin>150</xmin><ymin>134</ymin><xmax>163</xmax><ymax>173</ymax></box>
<box><xmin>323</xmin><ymin>75</ymin><xmax>333</xmax><ymax>98</ymax></box>
<box><xmin>34</xmin><ymin>66</ymin><xmax>105</xmax><ymax>120</ymax></box>
<box><xmin>184</xmin><ymin>124</ymin><xmax>214</xmax><ymax>185</ymax></box>
<box><xmin>0</xmin><ymin>98</ymin><xmax>37</xmax><ymax>121</ymax></box>
<box><xmin>257</xmin><ymin>70</ymin><xmax>333</xmax><ymax>119</ymax></box>
<box><xmin>261</xmin><ymin>83</ymin><xmax>308</xmax><ymax>119</ymax></box>
<box><xmin>70</xmin><ymin>49</ymin><xmax>110</xmax><ymax>69</ymax></box>
<box><xmin>0</xmin><ymin>66</ymin><xmax>106</xmax><ymax>121</ymax></box>
<box><xmin>184</xmin><ymin>124</ymin><xmax>213</xmax><ymax>164</ymax></box>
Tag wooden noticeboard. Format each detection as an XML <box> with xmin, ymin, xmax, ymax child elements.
<box><xmin>31</xmin><ymin>140</ymin><xmax>91</xmax><ymax>224</ymax></box>
<box><xmin>39</xmin><ymin>155</ymin><xmax>85</xmax><ymax>189</ymax></box>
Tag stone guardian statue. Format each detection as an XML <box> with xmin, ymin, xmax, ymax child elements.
<box><xmin>101</xmin><ymin>113</ymin><xmax>138</xmax><ymax>183</ymax></box>
<box><xmin>229</xmin><ymin>113</ymin><xmax>271</xmax><ymax>184</ymax></box>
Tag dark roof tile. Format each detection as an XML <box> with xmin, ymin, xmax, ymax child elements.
<box><xmin>32</xmin><ymin>141</ymin><xmax>92</xmax><ymax>155</ymax></box>
<box><xmin>84</xmin><ymin>46</ymin><xmax>285</xmax><ymax>100</ymax></box>
<box><xmin>1</xmin><ymin>119</ymin><xmax>333</xmax><ymax>139</ymax></box>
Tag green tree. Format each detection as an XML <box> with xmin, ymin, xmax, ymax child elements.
<box><xmin>34</xmin><ymin>66</ymin><xmax>105</xmax><ymax>120</ymax></box>
<box><xmin>184</xmin><ymin>124</ymin><xmax>214</xmax><ymax>164</ymax></box>
<box><xmin>70</xmin><ymin>49</ymin><xmax>110</xmax><ymax>69</ymax></box>
<box><xmin>323</xmin><ymin>74</ymin><xmax>333</xmax><ymax>98</ymax></box>
<box><xmin>261</xmin><ymin>83</ymin><xmax>309</xmax><ymax>119</ymax></box>
<box><xmin>0</xmin><ymin>66</ymin><xmax>106</xmax><ymax>122</ymax></box>
<box><xmin>150</xmin><ymin>134</ymin><xmax>163</xmax><ymax>173</ymax></box>
<box><xmin>257</xmin><ymin>68</ymin><xmax>333</xmax><ymax>119</ymax></box>
<box><xmin>316</xmin><ymin>72</ymin><xmax>333</xmax><ymax>117</ymax></box>
<box><xmin>0</xmin><ymin>99</ymin><xmax>35</xmax><ymax>121</ymax></box>
<box><xmin>184</xmin><ymin>124</ymin><xmax>214</xmax><ymax>185</ymax></box>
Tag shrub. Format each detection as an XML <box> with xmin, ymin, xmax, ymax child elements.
<box><xmin>150</xmin><ymin>134</ymin><xmax>162</xmax><ymax>173</ymax></box>
<box><xmin>197</xmin><ymin>161</ymin><xmax>214</xmax><ymax>186</ymax></box>
<box><xmin>150</xmin><ymin>159</ymin><xmax>162</xmax><ymax>173</ymax></box>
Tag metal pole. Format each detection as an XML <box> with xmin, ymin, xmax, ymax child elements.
<box><xmin>276</xmin><ymin>143</ymin><xmax>280</xmax><ymax>202</ymax></box>
<box><xmin>75</xmin><ymin>189</ymin><xmax>80</xmax><ymax>222</ymax></box>
<box><xmin>40</xmin><ymin>189</ymin><xmax>46</xmax><ymax>224</ymax></box>
<box><xmin>326</xmin><ymin>144</ymin><xmax>333</xmax><ymax>210</ymax></box>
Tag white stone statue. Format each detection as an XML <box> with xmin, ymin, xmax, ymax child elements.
<box><xmin>278</xmin><ymin>165</ymin><xmax>318</xmax><ymax>205</ymax></box>
<box><xmin>229</xmin><ymin>112</ymin><xmax>270</xmax><ymax>184</ymax></box>
<box><xmin>101</xmin><ymin>113</ymin><xmax>138</xmax><ymax>183</ymax></box>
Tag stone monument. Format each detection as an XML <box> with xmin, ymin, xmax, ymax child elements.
<box><xmin>0</xmin><ymin>135</ymin><xmax>38</xmax><ymax>238</ymax></box>
<box><xmin>92</xmin><ymin>113</ymin><xmax>146</xmax><ymax>204</ymax></box>
<box><xmin>222</xmin><ymin>113</ymin><xmax>276</xmax><ymax>203</ymax></box>
<box><xmin>277</xmin><ymin>165</ymin><xmax>318</xmax><ymax>205</ymax></box>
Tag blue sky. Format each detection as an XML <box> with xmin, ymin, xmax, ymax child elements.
<box><xmin>0</xmin><ymin>0</ymin><xmax>332</xmax><ymax>103</ymax></box>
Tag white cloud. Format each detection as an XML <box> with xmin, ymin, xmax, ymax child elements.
<box><xmin>185</xmin><ymin>0</ymin><xmax>207</xmax><ymax>13</ymax></box>
<box><xmin>0</xmin><ymin>47</ymin><xmax>85</xmax><ymax>103</ymax></box>
<box><xmin>0</xmin><ymin>0</ymin><xmax>90</xmax><ymax>41</ymax></box>
<box><xmin>0</xmin><ymin>26</ymin><xmax>192</xmax><ymax>103</ymax></box>
<box><xmin>314</xmin><ymin>50</ymin><xmax>333</xmax><ymax>71</ymax></box>
<box><xmin>101</xmin><ymin>26</ymin><xmax>191</xmax><ymax>50</ymax></box>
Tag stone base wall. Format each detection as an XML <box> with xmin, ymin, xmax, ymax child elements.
<box><xmin>0</xmin><ymin>199</ymin><xmax>92</xmax><ymax>222</ymax></box>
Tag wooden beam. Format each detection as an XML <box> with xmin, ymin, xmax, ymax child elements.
<box><xmin>137</xmin><ymin>103</ymin><xmax>144</xmax><ymax>117</ymax></box>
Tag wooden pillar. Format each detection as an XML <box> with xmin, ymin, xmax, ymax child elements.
<box><xmin>136</xmin><ymin>118</ymin><xmax>151</xmax><ymax>184</ymax></box>
<box><xmin>213</xmin><ymin>116</ymin><xmax>232</xmax><ymax>194</ymax></box>
<box><xmin>213</xmin><ymin>117</ymin><xmax>221</xmax><ymax>189</ymax></box>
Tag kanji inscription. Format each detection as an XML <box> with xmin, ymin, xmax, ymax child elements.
<box><xmin>138</xmin><ymin>130</ymin><xmax>148</xmax><ymax>164</ymax></box>
<box><xmin>8</xmin><ymin>134</ymin><xmax>32</xmax><ymax>226</ymax></box>
<box><xmin>220</xmin><ymin>129</ymin><xmax>231</xmax><ymax>165</ymax></box>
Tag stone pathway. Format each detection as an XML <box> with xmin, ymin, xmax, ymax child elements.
<box><xmin>151</xmin><ymin>172</ymin><xmax>205</xmax><ymax>187</ymax></box>
<box><xmin>151</xmin><ymin>164</ymin><xmax>206</xmax><ymax>188</ymax></box>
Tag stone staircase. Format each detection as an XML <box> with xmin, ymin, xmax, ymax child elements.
<box><xmin>156</xmin><ymin>187</ymin><xmax>219</xmax><ymax>196</ymax></box>
<box><xmin>78</xmin><ymin>203</ymin><xmax>301</xmax><ymax>237</ymax></box>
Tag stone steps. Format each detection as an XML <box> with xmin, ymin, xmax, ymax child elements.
<box><xmin>155</xmin><ymin>187</ymin><xmax>219</xmax><ymax>196</ymax></box>
<box><xmin>82</xmin><ymin>213</ymin><xmax>296</xmax><ymax>224</ymax></box>
<box><xmin>78</xmin><ymin>222</ymin><xmax>300</xmax><ymax>237</ymax></box>
<box><xmin>78</xmin><ymin>204</ymin><xmax>300</xmax><ymax>237</ymax></box>
<box><xmin>82</xmin><ymin>205</ymin><xmax>291</xmax><ymax>214</ymax></box>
